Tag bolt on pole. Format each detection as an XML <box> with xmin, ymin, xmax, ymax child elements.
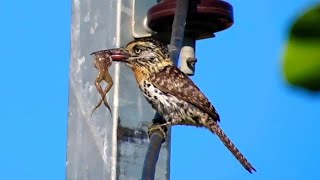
<box><xmin>66</xmin><ymin>1</ymin><xmax>170</xmax><ymax>179</ymax></box>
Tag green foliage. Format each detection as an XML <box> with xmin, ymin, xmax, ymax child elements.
<box><xmin>283</xmin><ymin>4</ymin><xmax>320</xmax><ymax>91</ymax></box>
<box><xmin>290</xmin><ymin>5</ymin><xmax>320</xmax><ymax>39</ymax></box>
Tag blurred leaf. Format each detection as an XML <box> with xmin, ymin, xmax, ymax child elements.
<box><xmin>283</xmin><ymin>4</ymin><xmax>320</xmax><ymax>91</ymax></box>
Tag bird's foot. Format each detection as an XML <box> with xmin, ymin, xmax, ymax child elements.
<box><xmin>147</xmin><ymin>123</ymin><xmax>169</xmax><ymax>139</ymax></box>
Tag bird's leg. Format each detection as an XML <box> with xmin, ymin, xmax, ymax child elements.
<box><xmin>147</xmin><ymin>123</ymin><xmax>171</xmax><ymax>139</ymax></box>
<box><xmin>147</xmin><ymin>114</ymin><xmax>169</xmax><ymax>139</ymax></box>
<box><xmin>147</xmin><ymin>113</ymin><xmax>180</xmax><ymax>139</ymax></box>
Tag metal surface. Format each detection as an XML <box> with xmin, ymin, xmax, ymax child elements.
<box><xmin>132</xmin><ymin>0</ymin><xmax>157</xmax><ymax>38</ymax></box>
<box><xmin>168</xmin><ymin>0</ymin><xmax>189</xmax><ymax>66</ymax></box>
<box><xmin>67</xmin><ymin>0</ymin><xmax>170</xmax><ymax>179</ymax></box>
<box><xmin>142</xmin><ymin>128</ymin><xmax>166</xmax><ymax>180</ymax></box>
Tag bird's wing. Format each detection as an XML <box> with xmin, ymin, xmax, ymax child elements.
<box><xmin>149</xmin><ymin>65</ymin><xmax>220</xmax><ymax>121</ymax></box>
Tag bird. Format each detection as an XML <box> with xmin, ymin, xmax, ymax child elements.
<box><xmin>106</xmin><ymin>38</ymin><xmax>256</xmax><ymax>173</ymax></box>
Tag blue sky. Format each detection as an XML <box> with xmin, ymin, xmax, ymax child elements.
<box><xmin>1</xmin><ymin>0</ymin><xmax>320</xmax><ymax>180</ymax></box>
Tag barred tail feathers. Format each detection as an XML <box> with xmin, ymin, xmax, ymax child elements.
<box><xmin>207</xmin><ymin>123</ymin><xmax>256</xmax><ymax>173</ymax></box>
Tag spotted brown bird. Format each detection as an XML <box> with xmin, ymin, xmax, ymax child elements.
<box><xmin>106</xmin><ymin>38</ymin><xmax>256</xmax><ymax>173</ymax></box>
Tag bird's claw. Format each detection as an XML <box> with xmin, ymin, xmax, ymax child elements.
<box><xmin>147</xmin><ymin>123</ymin><xmax>169</xmax><ymax>139</ymax></box>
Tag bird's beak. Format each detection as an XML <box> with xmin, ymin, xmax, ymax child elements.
<box><xmin>107</xmin><ymin>48</ymin><xmax>129</xmax><ymax>62</ymax></box>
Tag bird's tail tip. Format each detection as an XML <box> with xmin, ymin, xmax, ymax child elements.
<box><xmin>207</xmin><ymin>122</ymin><xmax>256</xmax><ymax>174</ymax></box>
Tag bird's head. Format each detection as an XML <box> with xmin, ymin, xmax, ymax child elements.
<box><xmin>107</xmin><ymin>38</ymin><xmax>173</xmax><ymax>74</ymax></box>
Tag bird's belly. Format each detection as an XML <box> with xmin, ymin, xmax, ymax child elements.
<box><xmin>140</xmin><ymin>82</ymin><xmax>176</xmax><ymax>114</ymax></box>
<box><xmin>139</xmin><ymin>81</ymin><xmax>200</xmax><ymax>125</ymax></box>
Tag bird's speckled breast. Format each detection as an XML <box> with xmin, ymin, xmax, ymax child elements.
<box><xmin>139</xmin><ymin>80</ymin><xmax>172</xmax><ymax>114</ymax></box>
<box><xmin>139</xmin><ymin>79</ymin><xmax>201</xmax><ymax>125</ymax></box>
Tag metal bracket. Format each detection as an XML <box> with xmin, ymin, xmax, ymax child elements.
<box><xmin>179</xmin><ymin>37</ymin><xmax>197</xmax><ymax>76</ymax></box>
<box><xmin>132</xmin><ymin>0</ymin><xmax>158</xmax><ymax>38</ymax></box>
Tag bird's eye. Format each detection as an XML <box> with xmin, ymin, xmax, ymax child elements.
<box><xmin>134</xmin><ymin>48</ymin><xmax>142</xmax><ymax>54</ymax></box>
